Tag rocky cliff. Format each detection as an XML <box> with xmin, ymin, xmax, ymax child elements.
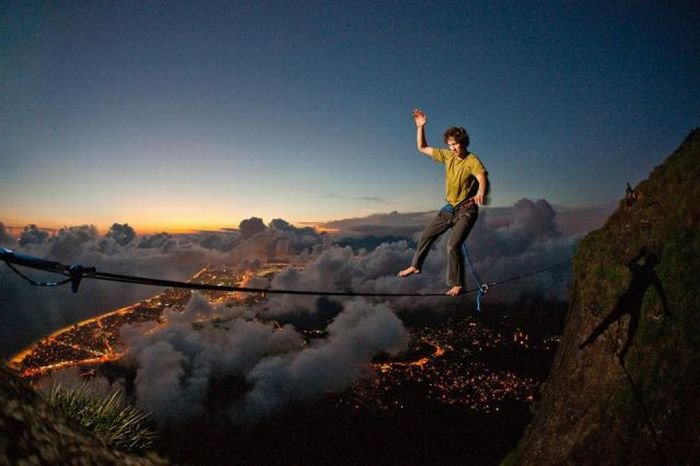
<box><xmin>0</xmin><ymin>363</ymin><xmax>154</xmax><ymax>465</ymax></box>
<box><xmin>511</xmin><ymin>129</ymin><xmax>700</xmax><ymax>465</ymax></box>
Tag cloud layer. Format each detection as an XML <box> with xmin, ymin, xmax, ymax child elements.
<box><xmin>122</xmin><ymin>294</ymin><xmax>406</xmax><ymax>424</ymax></box>
<box><xmin>2</xmin><ymin>199</ymin><xmax>611</xmax><ymax>424</ymax></box>
<box><xmin>0</xmin><ymin>220</ymin><xmax>324</xmax><ymax>357</ymax></box>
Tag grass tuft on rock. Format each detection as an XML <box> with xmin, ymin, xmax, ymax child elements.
<box><xmin>45</xmin><ymin>382</ymin><xmax>156</xmax><ymax>454</ymax></box>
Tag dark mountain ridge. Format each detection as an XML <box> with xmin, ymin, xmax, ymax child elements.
<box><xmin>510</xmin><ymin>129</ymin><xmax>700</xmax><ymax>464</ymax></box>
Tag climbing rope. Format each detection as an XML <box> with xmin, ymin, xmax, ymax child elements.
<box><xmin>1</xmin><ymin>247</ymin><xmax>571</xmax><ymax>302</ymax></box>
<box><xmin>3</xmin><ymin>261</ymin><xmax>72</xmax><ymax>288</ymax></box>
<box><xmin>462</xmin><ymin>243</ymin><xmax>489</xmax><ymax>311</ymax></box>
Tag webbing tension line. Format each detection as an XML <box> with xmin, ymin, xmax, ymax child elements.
<box><xmin>1</xmin><ymin>247</ymin><xmax>571</xmax><ymax>302</ymax></box>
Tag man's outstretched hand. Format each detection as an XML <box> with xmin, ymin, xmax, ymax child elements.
<box><xmin>413</xmin><ymin>108</ymin><xmax>426</xmax><ymax>127</ymax></box>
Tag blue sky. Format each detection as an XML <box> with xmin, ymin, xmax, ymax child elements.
<box><xmin>1</xmin><ymin>1</ymin><xmax>698</xmax><ymax>231</ymax></box>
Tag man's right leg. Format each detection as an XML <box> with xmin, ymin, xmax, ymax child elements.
<box><xmin>399</xmin><ymin>212</ymin><xmax>450</xmax><ymax>276</ymax></box>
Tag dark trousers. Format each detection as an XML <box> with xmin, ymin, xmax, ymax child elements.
<box><xmin>411</xmin><ymin>203</ymin><xmax>479</xmax><ymax>287</ymax></box>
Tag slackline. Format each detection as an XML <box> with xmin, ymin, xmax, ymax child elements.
<box><xmin>0</xmin><ymin>247</ymin><xmax>571</xmax><ymax>298</ymax></box>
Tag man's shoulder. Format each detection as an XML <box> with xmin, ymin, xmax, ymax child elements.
<box><xmin>466</xmin><ymin>152</ymin><xmax>487</xmax><ymax>172</ymax></box>
<box><xmin>432</xmin><ymin>147</ymin><xmax>452</xmax><ymax>162</ymax></box>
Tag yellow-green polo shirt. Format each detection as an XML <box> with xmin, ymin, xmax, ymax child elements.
<box><xmin>431</xmin><ymin>148</ymin><xmax>487</xmax><ymax>206</ymax></box>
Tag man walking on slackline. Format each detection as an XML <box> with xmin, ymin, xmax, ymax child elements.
<box><xmin>398</xmin><ymin>108</ymin><xmax>489</xmax><ymax>296</ymax></box>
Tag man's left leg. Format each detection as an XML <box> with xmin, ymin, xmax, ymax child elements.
<box><xmin>399</xmin><ymin>210</ymin><xmax>451</xmax><ymax>277</ymax></box>
<box><xmin>445</xmin><ymin>204</ymin><xmax>479</xmax><ymax>295</ymax></box>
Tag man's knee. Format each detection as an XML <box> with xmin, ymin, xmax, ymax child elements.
<box><xmin>447</xmin><ymin>242</ymin><xmax>463</xmax><ymax>255</ymax></box>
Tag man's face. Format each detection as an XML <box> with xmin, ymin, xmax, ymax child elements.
<box><xmin>447</xmin><ymin>138</ymin><xmax>464</xmax><ymax>156</ymax></box>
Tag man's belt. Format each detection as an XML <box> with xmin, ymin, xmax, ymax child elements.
<box><xmin>440</xmin><ymin>198</ymin><xmax>476</xmax><ymax>214</ymax></box>
<box><xmin>455</xmin><ymin>198</ymin><xmax>476</xmax><ymax>210</ymax></box>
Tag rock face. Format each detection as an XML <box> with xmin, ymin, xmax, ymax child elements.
<box><xmin>0</xmin><ymin>363</ymin><xmax>152</xmax><ymax>465</ymax></box>
<box><xmin>511</xmin><ymin>129</ymin><xmax>700</xmax><ymax>465</ymax></box>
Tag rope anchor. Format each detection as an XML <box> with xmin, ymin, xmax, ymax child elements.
<box><xmin>68</xmin><ymin>264</ymin><xmax>96</xmax><ymax>293</ymax></box>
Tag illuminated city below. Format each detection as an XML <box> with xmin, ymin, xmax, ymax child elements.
<box><xmin>10</xmin><ymin>261</ymin><xmax>560</xmax><ymax>414</ymax></box>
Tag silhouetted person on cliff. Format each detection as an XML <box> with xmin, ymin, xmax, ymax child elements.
<box><xmin>579</xmin><ymin>247</ymin><xmax>670</xmax><ymax>361</ymax></box>
<box><xmin>624</xmin><ymin>182</ymin><xmax>639</xmax><ymax>212</ymax></box>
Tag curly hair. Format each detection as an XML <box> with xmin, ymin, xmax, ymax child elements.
<box><xmin>443</xmin><ymin>126</ymin><xmax>470</xmax><ymax>148</ymax></box>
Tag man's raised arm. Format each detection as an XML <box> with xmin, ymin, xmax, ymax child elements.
<box><xmin>413</xmin><ymin>108</ymin><xmax>434</xmax><ymax>156</ymax></box>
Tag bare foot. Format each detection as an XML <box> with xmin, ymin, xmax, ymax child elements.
<box><xmin>398</xmin><ymin>266</ymin><xmax>420</xmax><ymax>277</ymax></box>
<box><xmin>446</xmin><ymin>286</ymin><xmax>462</xmax><ymax>296</ymax></box>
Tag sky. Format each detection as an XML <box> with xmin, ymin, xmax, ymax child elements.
<box><xmin>1</xmin><ymin>1</ymin><xmax>698</xmax><ymax>232</ymax></box>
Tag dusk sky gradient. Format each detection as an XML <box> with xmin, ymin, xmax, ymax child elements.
<box><xmin>2</xmin><ymin>1</ymin><xmax>698</xmax><ymax>232</ymax></box>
